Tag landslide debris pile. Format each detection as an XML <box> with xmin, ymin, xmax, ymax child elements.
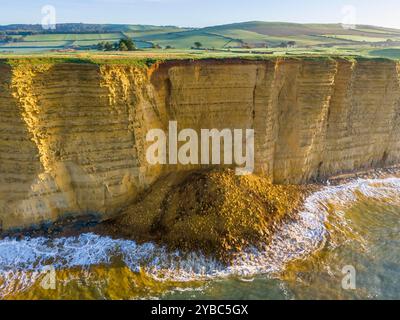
<box><xmin>106</xmin><ymin>169</ymin><xmax>307</xmax><ymax>258</ymax></box>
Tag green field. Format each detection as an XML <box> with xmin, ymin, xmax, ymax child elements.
<box><xmin>322</xmin><ymin>34</ymin><xmax>395</xmax><ymax>43</ymax></box>
<box><xmin>1</xmin><ymin>22</ymin><xmax>400</xmax><ymax>59</ymax></box>
<box><xmin>22</xmin><ymin>33</ymin><xmax>124</xmax><ymax>41</ymax></box>
<box><xmin>136</xmin><ymin>30</ymin><xmax>242</xmax><ymax>49</ymax></box>
<box><xmin>368</xmin><ymin>48</ymin><xmax>400</xmax><ymax>59</ymax></box>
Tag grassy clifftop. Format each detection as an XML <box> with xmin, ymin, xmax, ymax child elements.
<box><xmin>0</xmin><ymin>54</ymin><xmax>396</xmax><ymax>70</ymax></box>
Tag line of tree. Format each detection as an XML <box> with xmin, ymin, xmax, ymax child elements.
<box><xmin>97</xmin><ymin>38</ymin><xmax>136</xmax><ymax>51</ymax></box>
<box><xmin>277</xmin><ymin>41</ymin><xmax>297</xmax><ymax>48</ymax></box>
<box><xmin>0</xmin><ymin>35</ymin><xmax>21</xmax><ymax>43</ymax></box>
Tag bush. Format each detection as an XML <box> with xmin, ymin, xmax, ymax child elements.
<box><xmin>96</xmin><ymin>41</ymin><xmax>105</xmax><ymax>50</ymax></box>
<box><xmin>104</xmin><ymin>42</ymin><xmax>114</xmax><ymax>51</ymax></box>
<box><xmin>118</xmin><ymin>38</ymin><xmax>136</xmax><ymax>51</ymax></box>
<box><xmin>119</xmin><ymin>42</ymin><xmax>128</xmax><ymax>51</ymax></box>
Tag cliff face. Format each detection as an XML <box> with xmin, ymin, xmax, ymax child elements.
<box><xmin>1</xmin><ymin>58</ymin><xmax>400</xmax><ymax>230</ymax></box>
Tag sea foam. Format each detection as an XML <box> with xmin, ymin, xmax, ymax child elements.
<box><xmin>1</xmin><ymin>177</ymin><xmax>400</xmax><ymax>297</ymax></box>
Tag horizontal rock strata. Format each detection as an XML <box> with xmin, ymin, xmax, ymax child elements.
<box><xmin>0</xmin><ymin>58</ymin><xmax>399</xmax><ymax>230</ymax></box>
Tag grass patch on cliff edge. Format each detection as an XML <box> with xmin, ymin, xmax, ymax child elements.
<box><xmin>0</xmin><ymin>56</ymin><xmax>161</xmax><ymax>69</ymax></box>
<box><xmin>0</xmin><ymin>54</ymin><xmax>395</xmax><ymax>70</ymax></box>
<box><xmin>1</xmin><ymin>57</ymin><xmax>96</xmax><ymax>66</ymax></box>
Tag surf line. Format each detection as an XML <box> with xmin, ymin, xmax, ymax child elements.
<box><xmin>146</xmin><ymin>121</ymin><xmax>255</xmax><ymax>175</ymax></box>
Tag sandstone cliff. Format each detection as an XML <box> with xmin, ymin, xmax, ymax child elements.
<box><xmin>1</xmin><ymin>58</ymin><xmax>399</xmax><ymax>230</ymax></box>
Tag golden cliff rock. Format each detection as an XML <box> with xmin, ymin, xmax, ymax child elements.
<box><xmin>0</xmin><ymin>57</ymin><xmax>400</xmax><ymax>231</ymax></box>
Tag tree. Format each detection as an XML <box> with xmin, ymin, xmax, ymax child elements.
<box><xmin>118</xmin><ymin>38</ymin><xmax>136</xmax><ymax>51</ymax></box>
<box><xmin>96</xmin><ymin>41</ymin><xmax>105</xmax><ymax>51</ymax></box>
<box><xmin>119</xmin><ymin>41</ymin><xmax>128</xmax><ymax>51</ymax></box>
<box><xmin>104</xmin><ymin>42</ymin><xmax>114</xmax><ymax>51</ymax></box>
<box><xmin>4</xmin><ymin>36</ymin><xmax>13</xmax><ymax>43</ymax></box>
<box><xmin>194</xmin><ymin>41</ymin><xmax>202</xmax><ymax>49</ymax></box>
<box><xmin>287</xmin><ymin>41</ymin><xmax>296</xmax><ymax>47</ymax></box>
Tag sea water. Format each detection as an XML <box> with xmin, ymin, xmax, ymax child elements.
<box><xmin>1</xmin><ymin>177</ymin><xmax>400</xmax><ymax>300</ymax></box>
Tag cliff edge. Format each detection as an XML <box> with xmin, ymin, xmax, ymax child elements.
<box><xmin>1</xmin><ymin>57</ymin><xmax>399</xmax><ymax>233</ymax></box>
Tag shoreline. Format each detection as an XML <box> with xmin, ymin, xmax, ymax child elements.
<box><xmin>1</xmin><ymin>165</ymin><xmax>400</xmax><ymax>255</ymax></box>
<box><xmin>323</xmin><ymin>164</ymin><xmax>400</xmax><ymax>185</ymax></box>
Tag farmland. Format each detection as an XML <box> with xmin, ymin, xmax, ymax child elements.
<box><xmin>1</xmin><ymin>21</ymin><xmax>400</xmax><ymax>59</ymax></box>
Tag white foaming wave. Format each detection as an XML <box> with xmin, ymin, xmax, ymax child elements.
<box><xmin>0</xmin><ymin>177</ymin><xmax>400</xmax><ymax>296</ymax></box>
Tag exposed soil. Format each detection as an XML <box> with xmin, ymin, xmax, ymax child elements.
<box><xmin>96</xmin><ymin>169</ymin><xmax>312</xmax><ymax>260</ymax></box>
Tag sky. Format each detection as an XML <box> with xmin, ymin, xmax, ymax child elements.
<box><xmin>1</xmin><ymin>0</ymin><xmax>400</xmax><ymax>29</ymax></box>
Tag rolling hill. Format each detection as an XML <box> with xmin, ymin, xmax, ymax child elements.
<box><xmin>1</xmin><ymin>21</ymin><xmax>400</xmax><ymax>57</ymax></box>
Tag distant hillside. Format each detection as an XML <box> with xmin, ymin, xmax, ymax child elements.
<box><xmin>204</xmin><ymin>21</ymin><xmax>400</xmax><ymax>36</ymax></box>
<box><xmin>200</xmin><ymin>21</ymin><xmax>400</xmax><ymax>47</ymax></box>
<box><xmin>1</xmin><ymin>21</ymin><xmax>400</xmax><ymax>56</ymax></box>
<box><xmin>0</xmin><ymin>23</ymin><xmax>188</xmax><ymax>34</ymax></box>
